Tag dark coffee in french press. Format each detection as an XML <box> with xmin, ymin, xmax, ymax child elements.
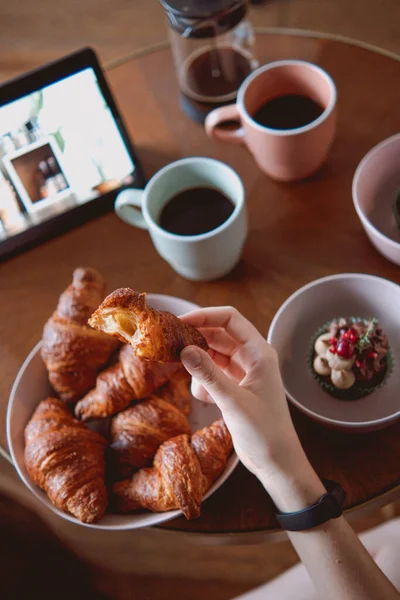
<box><xmin>159</xmin><ymin>0</ymin><xmax>257</xmax><ymax>122</ymax></box>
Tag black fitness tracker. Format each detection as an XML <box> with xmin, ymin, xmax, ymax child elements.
<box><xmin>275</xmin><ymin>479</ymin><xmax>346</xmax><ymax>532</ymax></box>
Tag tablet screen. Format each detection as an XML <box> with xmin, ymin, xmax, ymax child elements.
<box><xmin>0</xmin><ymin>67</ymin><xmax>136</xmax><ymax>241</ymax></box>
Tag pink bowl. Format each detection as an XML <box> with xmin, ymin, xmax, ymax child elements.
<box><xmin>352</xmin><ymin>133</ymin><xmax>400</xmax><ymax>265</ymax></box>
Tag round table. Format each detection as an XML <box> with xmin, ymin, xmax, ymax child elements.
<box><xmin>1</xmin><ymin>30</ymin><xmax>399</xmax><ymax>541</ymax></box>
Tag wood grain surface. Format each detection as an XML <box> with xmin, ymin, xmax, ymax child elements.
<box><xmin>0</xmin><ymin>33</ymin><xmax>399</xmax><ymax>536</ymax></box>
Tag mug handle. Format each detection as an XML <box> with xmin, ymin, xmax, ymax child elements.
<box><xmin>114</xmin><ymin>189</ymin><xmax>148</xmax><ymax>230</ymax></box>
<box><xmin>205</xmin><ymin>104</ymin><xmax>244</xmax><ymax>145</ymax></box>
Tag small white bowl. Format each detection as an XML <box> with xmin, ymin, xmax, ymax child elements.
<box><xmin>6</xmin><ymin>294</ymin><xmax>238</xmax><ymax>530</ymax></box>
<box><xmin>268</xmin><ymin>274</ymin><xmax>400</xmax><ymax>433</ymax></box>
<box><xmin>353</xmin><ymin>133</ymin><xmax>400</xmax><ymax>266</ymax></box>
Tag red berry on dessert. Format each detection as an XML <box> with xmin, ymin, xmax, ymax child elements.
<box><xmin>348</xmin><ymin>328</ymin><xmax>359</xmax><ymax>343</ymax></box>
<box><xmin>337</xmin><ymin>339</ymin><xmax>354</xmax><ymax>359</ymax></box>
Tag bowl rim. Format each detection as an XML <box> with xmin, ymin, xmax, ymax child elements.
<box><xmin>267</xmin><ymin>272</ymin><xmax>400</xmax><ymax>429</ymax></box>
<box><xmin>352</xmin><ymin>132</ymin><xmax>400</xmax><ymax>250</ymax></box>
<box><xmin>6</xmin><ymin>293</ymin><xmax>239</xmax><ymax>530</ymax></box>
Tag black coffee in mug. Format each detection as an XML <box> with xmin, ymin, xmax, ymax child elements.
<box><xmin>253</xmin><ymin>94</ymin><xmax>324</xmax><ymax>130</ymax></box>
<box><xmin>159</xmin><ymin>187</ymin><xmax>234</xmax><ymax>236</ymax></box>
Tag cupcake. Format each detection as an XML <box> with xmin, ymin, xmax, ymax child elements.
<box><xmin>309</xmin><ymin>317</ymin><xmax>392</xmax><ymax>400</ymax></box>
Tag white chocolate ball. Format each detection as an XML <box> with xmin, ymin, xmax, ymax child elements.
<box><xmin>314</xmin><ymin>333</ymin><xmax>332</xmax><ymax>357</ymax></box>
<box><xmin>327</xmin><ymin>352</ymin><xmax>355</xmax><ymax>371</ymax></box>
<box><xmin>331</xmin><ymin>369</ymin><xmax>356</xmax><ymax>390</ymax></box>
<box><xmin>313</xmin><ymin>355</ymin><xmax>331</xmax><ymax>376</ymax></box>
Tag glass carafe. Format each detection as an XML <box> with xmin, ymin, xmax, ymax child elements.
<box><xmin>160</xmin><ymin>0</ymin><xmax>258</xmax><ymax>120</ymax></box>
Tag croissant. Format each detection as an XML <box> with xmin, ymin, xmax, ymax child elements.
<box><xmin>75</xmin><ymin>344</ymin><xmax>179</xmax><ymax>421</ymax></box>
<box><xmin>112</xmin><ymin>419</ymin><xmax>233</xmax><ymax>520</ymax></box>
<box><xmin>41</xmin><ymin>267</ymin><xmax>119</xmax><ymax>402</ymax></box>
<box><xmin>110</xmin><ymin>396</ymin><xmax>191</xmax><ymax>475</ymax></box>
<box><xmin>24</xmin><ymin>398</ymin><xmax>107</xmax><ymax>524</ymax></box>
<box><xmin>88</xmin><ymin>288</ymin><xmax>208</xmax><ymax>362</ymax></box>
<box><xmin>148</xmin><ymin>367</ymin><xmax>192</xmax><ymax>417</ymax></box>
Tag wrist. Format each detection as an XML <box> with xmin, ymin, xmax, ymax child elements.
<box><xmin>258</xmin><ymin>452</ymin><xmax>326</xmax><ymax>513</ymax></box>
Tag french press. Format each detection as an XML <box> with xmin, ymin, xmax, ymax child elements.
<box><xmin>159</xmin><ymin>0</ymin><xmax>258</xmax><ymax>122</ymax></box>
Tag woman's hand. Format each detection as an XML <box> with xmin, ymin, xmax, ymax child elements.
<box><xmin>182</xmin><ymin>307</ymin><xmax>400</xmax><ymax>600</ymax></box>
<box><xmin>180</xmin><ymin>306</ymin><xmax>317</xmax><ymax>501</ymax></box>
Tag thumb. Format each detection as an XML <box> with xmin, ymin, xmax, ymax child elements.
<box><xmin>181</xmin><ymin>346</ymin><xmax>237</xmax><ymax>410</ymax></box>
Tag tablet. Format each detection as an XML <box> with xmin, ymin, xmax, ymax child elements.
<box><xmin>0</xmin><ymin>47</ymin><xmax>145</xmax><ymax>260</ymax></box>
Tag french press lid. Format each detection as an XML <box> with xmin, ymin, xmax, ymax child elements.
<box><xmin>159</xmin><ymin>0</ymin><xmax>248</xmax><ymax>38</ymax></box>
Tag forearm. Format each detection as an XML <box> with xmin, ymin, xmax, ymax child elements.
<box><xmin>260</xmin><ymin>455</ymin><xmax>399</xmax><ymax>600</ymax></box>
<box><xmin>288</xmin><ymin>516</ymin><xmax>399</xmax><ymax>600</ymax></box>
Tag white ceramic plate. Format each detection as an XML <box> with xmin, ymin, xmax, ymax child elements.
<box><xmin>268</xmin><ymin>274</ymin><xmax>400</xmax><ymax>432</ymax></box>
<box><xmin>7</xmin><ymin>294</ymin><xmax>238</xmax><ymax>530</ymax></box>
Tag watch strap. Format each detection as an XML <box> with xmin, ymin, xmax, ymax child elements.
<box><xmin>275</xmin><ymin>479</ymin><xmax>346</xmax><ymax>532</ymax></box>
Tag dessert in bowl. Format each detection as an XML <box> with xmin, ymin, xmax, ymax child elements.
<box><xmin>268</xmin><ymin>273</ymin><xmax>399</xmax><ymax>432</ymax></box>
<box><xmin>309</xmin><ymin>317</ymin><xmax>391</xmax><ymax>400</ymax></box>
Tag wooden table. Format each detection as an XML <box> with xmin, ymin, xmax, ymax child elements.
<box><xmin>1</xmin><ymin>31</ymin><xmax>400</xmax><ymax>540</ymax></box>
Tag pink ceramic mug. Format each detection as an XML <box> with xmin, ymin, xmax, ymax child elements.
<box><xmin>205</xmin><ymin>60</ymin><xmax>337</xmax><ymax>182</ymax></box>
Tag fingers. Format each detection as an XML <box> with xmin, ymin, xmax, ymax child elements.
<box><xmin>208</xmin><ymin>348</ymin><xmax>246</xmax><ymax>382</ymax></box>
<box><xmin>202</xmin><ymin>329</ymin><xmax>247</xmax><ymax>378</ymax></box>
<box><xmin>181</xmin><ymin>346</ymin><xmax>239</xmax><ymax>410</ymax></box>
<box><xmin>180</xmin><ymin>306</ymin><xmax>262</xmax><ymax>344</ymax></box>
<box><xmin>200</xmin><ymin>327</ymin><xmax>238</xmax><ymax>357</ymax></box>
<box><xmin>190</xmin><ymin>379</ymin><xmax>213</xmax><ymax>403</ymax></box>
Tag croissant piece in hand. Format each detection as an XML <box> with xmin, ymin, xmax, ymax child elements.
<box><xmin>111</xmin><ymin>397</ymin><xmax>191</xmax><ymax>475</ymax></box>
<box><xmin>75</xmin><ymin>345</ymin><xmax>178</xmax><ymax>421</ymax></box>
<box><xmin>41</xmin><ymin>267</ymin><xmax>119</xmax><ymax>402</ymax></box>
<box><xmin>24</xmin><ymin>398</ymin><xmax>107</xmax><ymax>524</ymax></box>
<box><xmin>112</xmin><ymin>419</ymin><xmax>233</xmax><ymax>520</ymax></box>
<box><xmin>148</xmin><ymin>367</ymin><xmax>192</xmax><ymax>417</ymax></box>
<box><xmin>88</xmin><ymin>288</ymin><xmax>208</xmax><ymax>362</ymax></box>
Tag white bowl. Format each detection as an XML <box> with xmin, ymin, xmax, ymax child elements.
<box><xmin>353</xmin><ymin>133</ymin><xmax>400</xmax><ymax>266</ymax></box>
<box><xmin>6</xmin><ymin>294</ymin><xmax>238</xmax><ymax>530</ymax></box>
<box><xmin>268</xmin><ymin>274</ymin><xmax>400</xmax><ymax>432</ymax></box>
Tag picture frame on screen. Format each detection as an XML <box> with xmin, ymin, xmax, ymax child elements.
<box><xmin>0</xmin><ymin>47</ymin><xmax>146</xmax><ymax>261</ymax></box>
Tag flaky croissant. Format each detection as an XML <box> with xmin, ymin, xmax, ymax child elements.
<box><xmin>88</xmin><ymin>288</ymin><xmax>208</xmax><ymax>362</ymax></box>
<box><xmin>24</xmin><ymin>398</ymin><xmax>107</xmax><ymax>524</ymax></box>
<box><xmin>41</xmin><ymin>267</ymin><xmax>119</xmax><ymax>403</ymax></box>
<box><xmin>74</xmin><ymin>344</ymin><xmax>179</xmax><ymax>421</ymax></box>
<box><xmin>112</xmin><ymin>419</ymin><xmax>233</xmax><ymax>520</ymax></box>
<box><xmin>148</xmin><ymin>367</ymin><xmax>192</xmax><ymax>417</ymax></box>
<box><xmin>111</xmin><ymin>396</ymin><xmax>191</xmax><ymax>475</ymax></box>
